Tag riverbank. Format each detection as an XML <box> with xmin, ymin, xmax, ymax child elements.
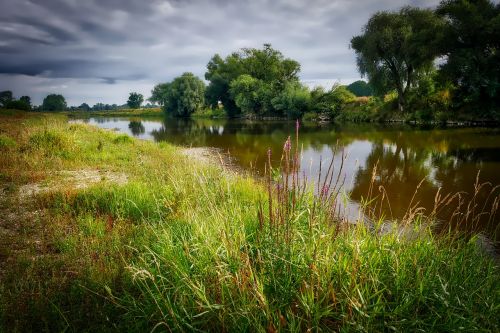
<box><xmin>65</xmin><ymin>107</ymin><xmax>163</xmax><ymax>118</ymax></box>
<box><xmin>0</xmin><ymin>109</ymin><xmax>498</xmax><ymax>331</ymax></box>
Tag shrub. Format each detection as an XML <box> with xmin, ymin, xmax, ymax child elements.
<box><xmin>113</xmin><ymin>134</ymin><xmax>133</xmax><ymax>144</ymax></box>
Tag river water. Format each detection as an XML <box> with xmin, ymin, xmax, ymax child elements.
<box><xmin>76</xmin><ymin>116</ymin><xmax>500</xmax><ymax>243</ymax></box>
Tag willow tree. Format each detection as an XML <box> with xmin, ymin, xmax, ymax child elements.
<box><xmin>351</xmin><ymin>7</ymin><xmax>443</xmax><ymax>113</ymax></box>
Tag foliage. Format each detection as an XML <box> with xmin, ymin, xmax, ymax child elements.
<box><xmin>205</xmin><ymin>44</ymin><xmax>301</xmax><ymax>117</ymax></box>
<box><xmin>271</xmin><ymin>81</ymin><xmax>311</xmax><ymax>118</ymax></box>
<box><xmin>309</xmin><ymin>85</ymin><xmax>356</xmax><ymax>118</ymax></box>
<box><xmin>436</xmin><ymin>0</ymin><xmax>500</xmax><ymax>117</ymax></box>
<box><xmin>78</xmin><ymin>103</ymin><xmax>91</xmax><ymax>111</ymax></box>
<box><xmin>0</xmin><ymin>91</ymin><xmax>13</xmax><ymax>107</ymax></box>
<box><xmin>149</xmin><ymin>83</ymin><xmax>170</xmax><ymax>106</ymax></box>
<box><xmin>229</xmin><ymin>74</ymin><xmax>267</xmax><ymax>115</ymax></box>
<box><xmin>351</xmin><ymin>7</ymin><xmax>444</xmax><ymax>113</ymax></box>
<box><xmin>163</xmin><ymin>72</ymin><xmax>206</xmax><ymax>117</ymax></box>
<box><xmin>127</xmin><ymin>92</ymin><xmax>144</xmax><ymax>109</ymax></box>
<box><xmin>0</xmin><ymin>92</ymin><xmax>31</xmax><ymax>110</ymax></box>
<box><xmin>346</xmin><ymin>80</ymin><xmax>373</xmax><ymax>96</ymax></box>
<box><xmin>5</xmin><ymin>100</ymin><xmax>31</xmax><ymax>111</ymax></box>
<box><xmin>42</xmin><ymin>94</ymin><xmax>67</xmax><ymax>111</ymax></box>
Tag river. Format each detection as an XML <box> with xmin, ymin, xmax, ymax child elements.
<box><xmin>75</xmin><ymin>116</ymin><xmax>500</xmax><ymax>244</ymax></box>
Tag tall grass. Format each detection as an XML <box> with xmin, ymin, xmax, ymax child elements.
<box><xmin>0</xmin><ymin>110</ymin><xmax>498</xmax><ymax>332</ymax></box>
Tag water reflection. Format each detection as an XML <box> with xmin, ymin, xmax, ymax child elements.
<box><xmin>128</xmin><ymin>120</ymin><xmax>145</xmax><ymax>136</ymax></box>
<box><xmin>78</xmin><ymin>116</ymin><xmax>500</xmax><ymax>242</ymax></box>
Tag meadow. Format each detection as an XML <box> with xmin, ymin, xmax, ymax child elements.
<box><xmin>0</xmin><ymin>109</ymin><xmax>498</xmax><ymax>332</ymax></box>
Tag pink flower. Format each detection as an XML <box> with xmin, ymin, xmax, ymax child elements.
<box><xmin>283</xmin><ymin>136</ymin><xmax>291</xmax><ymax>152</ymax></box>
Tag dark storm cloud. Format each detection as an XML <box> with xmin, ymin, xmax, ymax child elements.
<box><xmin>0</xmin><ymin>0</ymin><xmax>442</xmax><ymax>105</ymax></box>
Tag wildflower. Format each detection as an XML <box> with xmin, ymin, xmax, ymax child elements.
<box><xmin>321</xmin><ymin>184</ymin><xmax>330</xmax><ymax>197</ymax></box>
<box><xmin>283</xmin><ymin>136</ymin><xmax>291</xmax><ymax>152</ymax></box>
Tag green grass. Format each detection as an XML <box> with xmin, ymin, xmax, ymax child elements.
<box><xmin>65</xmin><ymin>107</ymin><xmax>163</xmax><ymax>118</ymax></box>
<box><xmin>0</xmin><ymin>109</ymin><xmax>498</xmax><ymax>332</ymax></box>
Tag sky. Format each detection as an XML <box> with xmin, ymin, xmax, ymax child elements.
<box><xmin>0</xmin><ymin>0</ymin><xmax>441</xmax><ymax>106</ymax></box>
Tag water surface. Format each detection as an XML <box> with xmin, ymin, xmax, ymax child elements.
<box><xmin>77</xmin><ymin>116</ymin><xmax>500</xmax><ymax>242</ymax></box>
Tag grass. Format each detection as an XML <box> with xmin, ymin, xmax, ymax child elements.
<box><xmin>65</xmin><ymin>107</ymin><xmax>163</xmax><ymax>118</ymax></box>
<box><xmin>0</xmin><ymin>109</ymin><xmax>498</xmax><ymax>332</ymax></box>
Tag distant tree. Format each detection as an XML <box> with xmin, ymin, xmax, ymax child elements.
<box><xmin>436</xmin><ymin>0</ymin><xmax>500</xmax><ymax>116</ymax></box>
<box><xmin>19</xmin><ymin>96</ymin><xmax>31</xmax><ymax>107</ymax></box>
<box><xmin>127</xmin><ymin>92</ymin><xmax>144</xmax><ymax>109</ymax></box>
<box><xmin>164</xmin><ymin>72</ymin><xmax>205</xmax><ymax>117</ymax></box>
<box><xmin>5</xmin><ymin>100</ymin><xmax>31</xmax><ymax>111</ymax></box>
<box><xmin>78</xmin><ymin>103</ymin><xmax>90</xmax><ymax>111</ymax></box>
<box><xmin>347</xmin><ymin>80</ymin><xmax>373</xmax><ymax>96</ymax></box>
<box><xmin>92</xmin><ymin>103</ymin><xmax>105</xmax><ymax>111</ymax></box>
<box><xmin>351</xmin><ymin>7</ymin><xmax>444</xmax><ymax>112</ymax></box>
<box><xmin>0</xmin><ymin>91</ymin><xmax>13</xmax><ymax>107</ymax></box>
<box><xmin>42</xmin><ymin>94</ymin><xmax>67</xmax><ymax>111</ymax></box>
<box><xmin>271</xmin><ymin>82</ymin><xmax>311</xmax><ymax>119</ymax></box>
<box><xmin>149</xmin><ymin>83</ymin><xmax>170</xmax><ymax>106</ymax></box>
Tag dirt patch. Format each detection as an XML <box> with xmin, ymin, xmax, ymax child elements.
<box><xmin>18</xmin><ymin>169</ymin><xmax>128</xmax><ymax>198</ymax></box>
<box><xmin>181</xmin><ymin>147</ymin><xmax>241</xmax><ymax>174</ymax></box>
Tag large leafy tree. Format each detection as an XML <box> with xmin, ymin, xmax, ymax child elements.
<box><xmin>436</xmin><ymin>0</ymin><xmax>500</xmax><ymax>116</ymax></box>
<box><xmin>149</xmin><ymin>83</ymin><xmax>170</xmax><ymax>106</ymax></box>
<box><xmin>164</xmin><ymin>72</ymin><xmax>205</xmax><ymax>117</ymax></box>
<box><xmin>127</xmin><ymin>92</ymin><xmax>144</xmax><ymax>109</ymax></box>
<box><xmin>42</xmin><ymin>94</ymin><xmax>67</xmax><ymax>111</ymax></box>
<box><xmin>205</xmin><ymin>53</ymin><xmax>245</xmax><ymax>116</ymax></box>
<box><xmin>205</xmin><ymin>44</ymin><xmax>301</xmax><ymax>116</ymax></box>
<box><xmin>351</xmin><ymin>7</ymin><xmax>444</xmax><ymax>112</ymax></box>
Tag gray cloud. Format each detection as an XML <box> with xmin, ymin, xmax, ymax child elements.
<box><xmin>0</xmin><ymin>0</ymin><xmax>441</xmax><ymax>105</ymax></box>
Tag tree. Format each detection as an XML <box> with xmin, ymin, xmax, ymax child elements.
<box><xmin>351</xmin><ymin>7</ymin><xmax>444</xmax><ymax>112</ymax></box>
<box><xmin>42</xmin><ymin>94</ymin><xmax>67</xmax><ymax>111</ymax></box>
<box><xmin>436</xmin><ymin>0</ymin><xmax>500</xmax><ymax>116</ymax></box>
<box><xmin>205</xmin><ymin>53</ymin><xmax>245</xmax><ymax>116</ymax></box>
<box><xmin>0</xmin><ymin>91</ymin><xmax>13</xmax><ymax>107</ymax></box>
<box><xmin>5</xmin><ymin>100</ymin><xmax>31</xmax><ymax>111</ymax></box>
<box><xmin>19</xmin><ymin>96</ymin><xmax>31</xmax><ymax>108</ymax></box>
<box><xmin>205</xmin><ymin>44</ymin><xmax>301</xmax><ymax>116</ymax></box>
<box><xmin>78</xmin><ymin>103</ymin><xmax>90</xmax><ymax>111</ymax></box>
<box><xmin>163</xmin><ymin>72</ymin><xmax>206</xmax><ymax>117</ymax></box>
<box><xmin>347</xmin><ymin>80</ymin><xmax>373</xmax><ymax>96</ymax></box>
<box><xmin>149</xmin><ymin>83</ymin><xmax>170</xmax><ymax>106</ymax></box>
<box><xmin>229</xmin><ymin>75</ymin><xmax>267</xmax><ymax>115</ymax></box>
<box><xmin>309</xmin><ymin>84</ymin><xmax>356</xmax><ymax>117</ymax></box>
<box><xmin>127</xmin><ymin>92</ymin><xmax>144</xmax><ymax>109</ymax></box>
<box><xmin>271</xmin><ymin>82</ymin><xmax>311</xmax><ymax>119</ymax></box>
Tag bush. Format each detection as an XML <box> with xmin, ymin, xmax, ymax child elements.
<box><xmin>113</xmin><ymin>134</ymin><xmax>133</xmax><ymax>144</ymax></box>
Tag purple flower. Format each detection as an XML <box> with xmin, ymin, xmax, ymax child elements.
<box><xmin>321</xmin><ymin>184</ymin><xmax>330</xmax><ymax>197</ymax></box>
<box><xmin>283</xmin><ymin>136</ymin><xmax>291</xmax><ymax>152</ymax></box>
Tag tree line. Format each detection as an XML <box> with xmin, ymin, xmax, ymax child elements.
<box><xmin>2</xmin><ymin>0</ymin><xmax>498</xmax><ymax>121</ymax></box>
<box><xmin>151</xmin><ymin>0</ymin><xmax>498</xmax><ymax>121</ymax></box>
